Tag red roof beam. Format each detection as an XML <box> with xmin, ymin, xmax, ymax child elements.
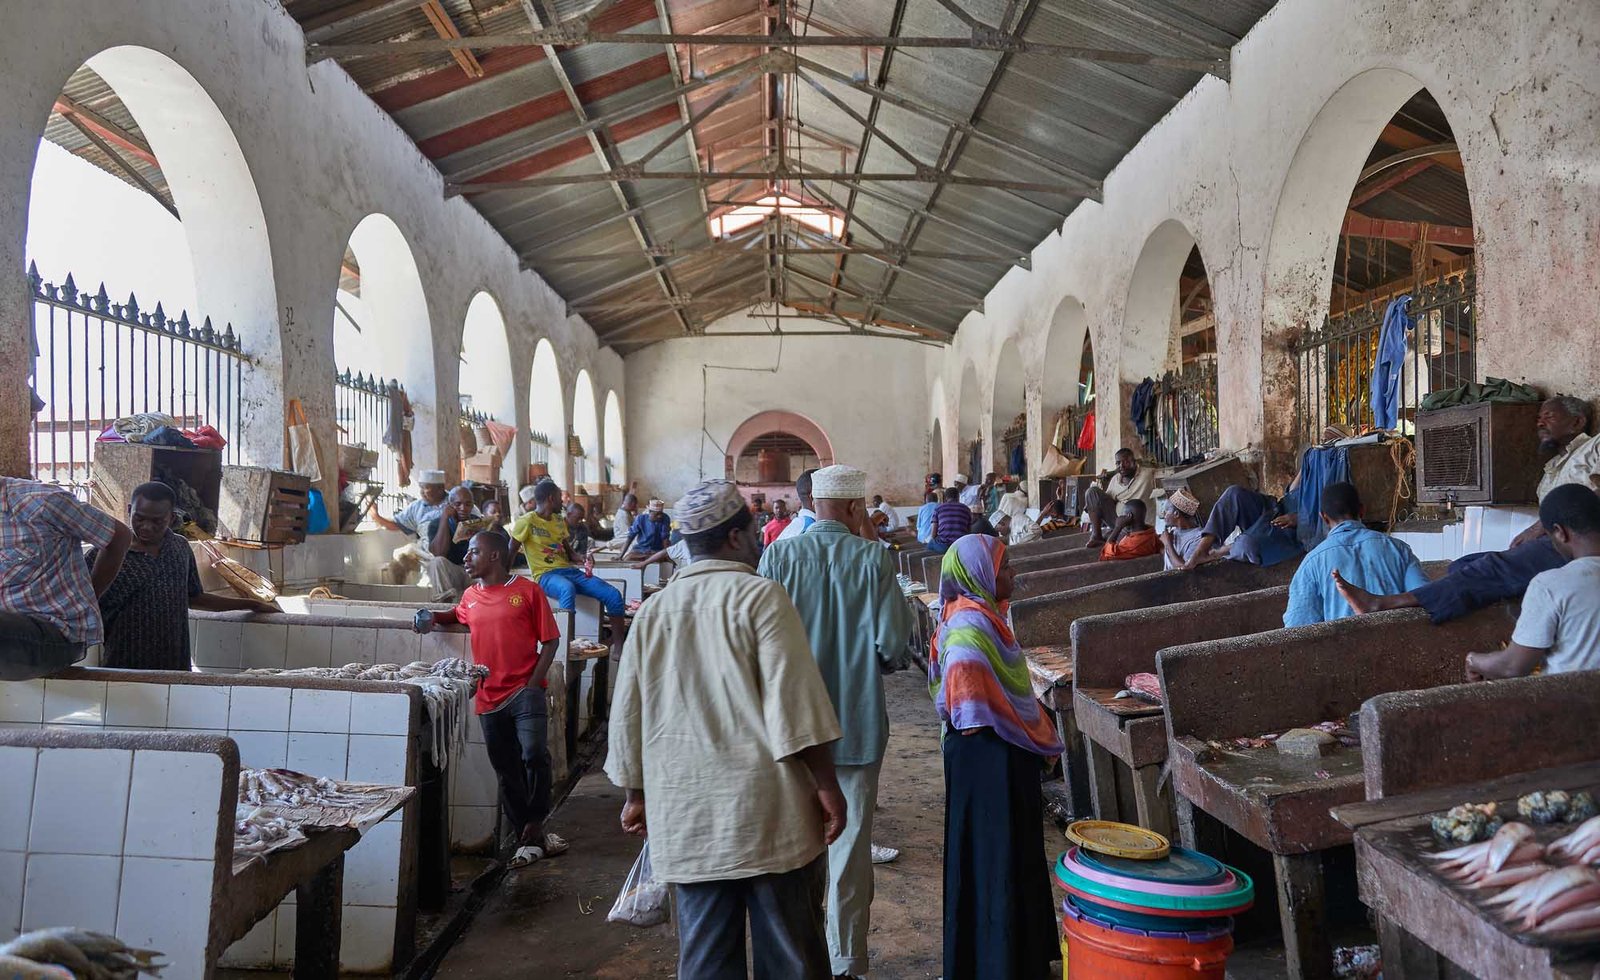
<box><xmin>1340</xmin><ymin>213</ymin><xmax>1474</xmax><ymax>249</ymax></box>
<box><xmin>473</xmin><ymin>102</ymin><xmax>682</xmax><ymax>182</ymax></box>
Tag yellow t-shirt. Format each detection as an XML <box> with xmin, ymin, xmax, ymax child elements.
<box><xmin>510</xmin><ymin>510</ymin><xmax>571</xmax><ymax>576</ymax></box>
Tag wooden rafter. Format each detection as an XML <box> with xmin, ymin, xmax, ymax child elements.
<box><xmin>52</xmin><ymin>97</ymin><xmax>157</xmax><ymax>167</ymax></box>
<box><xmin>420</xmin><ymin>0</ymin><xmax>486</xmax><ymax>78</ymax></box>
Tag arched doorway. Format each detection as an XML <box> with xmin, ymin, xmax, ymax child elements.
<box><xmin>724</xmin><ymin>410</ymin><xmax>834</xmax><ymax>503</ymax></box>
<box><xmin>333</xmin><ymin>213</ymin><xmax>437</xmax><ymax>505</ymax></box>
<box><xmin>603</xmin><ymin>390</ymin><xmax>625</xmax><ymax>486</ymax></box>
<box><xmin>572</xmin><ymin>369</ymin><xmax>600</xmax><ymax>488</ymax></box>
<box><xmin>529</xmin><ymin>338</ymin><xmax>566</xmax><ymax>489</ymax></box>
<box><xmin>929</xmin><ymin>417</ymin><xmax>944</xmax><ymax>477</ymax></box>
<box><xmin>1123</xmin><ymin>221</ymin><xmax>1220</xmax><ymax>465</ymax></box>
<box><xmin>992</xmin><ymin>338</ymin><xmax>1025</xmax><ymax>483</ymax></box>
<box><xmin>1041</xmin><ymin>296</ymin><xmax>1095</xmax><ymax>474</ymax></box>
<box><xmin>957</xmin><ymin>361</ymin><xmax>982</xmax><ymax>482</ymax></box>
<box><xmin>23</xmin><ymin>46</ymin><xmax>278</xmax><ymax>487</ymax></box>
<box><xmin>1263</xmin><ymin>70</ymin><xmax>1477</xmax><ymax>486</ymax></box>
<box><xmin>458</xmin><ymin>291</ymin><xmax>518</xmax><ymax>487</ymax></box>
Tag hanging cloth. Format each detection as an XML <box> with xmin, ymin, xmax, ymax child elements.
<box><xmin>1370</xmin><ymin>295</ymin><xmax>1415</xmax><ymax>430</ymax></box>
<box><xmin>1076</xmin><ymin>411</ymin><xmax>1096</xmax><ymax>452</ymax></box>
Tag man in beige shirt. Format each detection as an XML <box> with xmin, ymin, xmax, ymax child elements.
<box><xmin>1083</xmin><ymin>447</ymin><xmax>1157</xmax><ymax>548</ymax></box>
<box><xmin>606</xmin><ymin>478</ymin><xmax>846</xmax><ymax>980</ymax></box>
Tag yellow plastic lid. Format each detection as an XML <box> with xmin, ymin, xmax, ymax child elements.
<box><xmin>1065</xmin><ymin>820</ymin><xmax>1171</xmax><ymax>860</ymax></box>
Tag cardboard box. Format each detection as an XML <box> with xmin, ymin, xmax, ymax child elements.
<box><xmin>464</xmin><ymin>449</ymin><xmax>502</xmax><ymax>484</ymax></box>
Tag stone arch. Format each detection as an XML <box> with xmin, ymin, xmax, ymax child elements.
<box><xmin>20</xmin><ymin>45</ymin><xmax>280</xmax><ymax>472</ymax></box>
<box><xmin>724</xmin><ymin>410</ymin><xmax>835</xmax><ymax>478</ymax></box>
<box><xmin>957</xmin><ymin>359</ymin><xmax>982</xmax><ymax>481</ymax></box>
<box><xmin>1041</xmin><ymin>294</ymin><xmax>1095</xmax><ymax>469</ymax></box>
<box><xmin>335</xmin><ymin>212</ymin><xmax>439</xmax><ymax>472</ymax></box>
<box><xmin>604</xmin><ymin>389</ymin><xmax>625</xmax><ymax>486</ymax></box>
<box><xmin>572</xmin><ymin>369</ymin><xmax>601</xmax><ymax>487</ymax></box>
<box><xmin>991</xmin><ymin>337</ymin><xmax>1025</xmax><ymax>479</ymax></box>
<box><xmin>529</xmin><ymin>337</ymin><xmax>567</xmax><ymax>489</ymax></box>
<box><xmin>1260</xmin><ymin>68</ymin><xmax>1479</xmax><ymax>485</ymax></box>
<box><xmin>929</xmin><ymin>416</ymin><xmax>943</xmax><ymax>476</ymax></box>
<box><xmin>458</xmin><ymin>290</ymin><xmax>518</xmax><ymax>486</ymax></box>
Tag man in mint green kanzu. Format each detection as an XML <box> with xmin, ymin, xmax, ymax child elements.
<box><xmin>758</xmin><ymin>464</ymin><xmax>913</xmax><ymax>980</ymax></box>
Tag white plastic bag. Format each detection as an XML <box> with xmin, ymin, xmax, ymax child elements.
<box><xmin>608</xmin><ymin>841</ymin><xmax>670</xmax><ymax>927</ymax></box>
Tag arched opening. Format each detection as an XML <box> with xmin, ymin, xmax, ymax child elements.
<box><xmin>458</xmin><ymin>291</ymin><xmax>518</xmax><ymax>488</ymax></box>
<box><xmin>724</xmin><ymin>410</ymin><xmax>834</xmax><ymax>502</ymax></box>
<box><xmin>1041</xmin><ymin>296</ymin><xmax>1096</xmax><ymax>474</ymax></box>
<box><xmin>529</xmin><ymin>338</ymin><xmax>567</xmax><ymax>489</ymax></box>
<box><xmin>1123</xmin><ymin>221</ymin><xmax>1219</xmax><ymax>465</ymax></box>
<box><xmin>603</xmin><ymin>390</ymin><xmax>625</xmax><ymax>486</ymax></box>
<box><xmin>958</xmin><ymin>361</ymin><xmax>982</xmax><ymax>482</ymax></box>
<box><xmin>991</xmin><ymin>338</ymin><xmax>1025</xmax><ymax>483</ymax></box>
<box><xmin>1263</xmin><ymin>70</ymin><xmax>1477</xmax><ymax>486</ymax></box>
<box><xmin>929</xmin><ymin>416</ymin><xmax>944</xmax><ymax>476</ymax></box>
<box><xmin>333</xmin><ymin>213</ymin><xmax>437</xmax><ymax>508</ymax></box>
<box><xmin>572</xmin><ymin>369</ymin><xmax>600</xmax><ymax>488</ymax></box>
<box><xmin>24</xmin><ymin>46</ymin><xmax>279</xmax><ymax>491</ymax></box>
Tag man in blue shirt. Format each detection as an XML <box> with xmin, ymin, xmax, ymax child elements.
<box><xmin>915</xmin><ymin>490</ymin><xmax>939</xmax><ymax>545</ymax></box>
<box><xmin>620</xmin><ymin>498</ymin><xmax>672</xmax><ymax>559</ymax></box>
<box><xmin>1284</xmin><ymin>482</ymin><xmax>1428</xmax><ymax>628</ymax></box>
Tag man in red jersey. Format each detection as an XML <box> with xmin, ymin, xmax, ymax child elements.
<box><xmin>415</xmin><ymin>531</ymin><xmax>564</xmax><ymax>868</ymax></box>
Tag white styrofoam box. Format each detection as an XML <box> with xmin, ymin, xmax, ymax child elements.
<box><xmin>289</xmin><ymin>689</ymin><xmax>352</xmax><ymax>733</ymax></box>
<box><xmin>31</xmin><ymin>748</ymin><xmax>132</xmax><ymax>855</ymax></box>
<box><xmin>125</xmin><ymin>750</ymin><xmax>222</xmax><ymax>861</ymax></box>
<box><xmin>275</xmin><ymin>595</ymin><xmax>311</xmax><ymax>615</ymax></box>
<box><xmin>221</xmin><ymin>911</ymin><xmax>276</xmax><ymax>968</ymax></box>
<box><xmin>0</xmin><ymin>680</ymin><xmax>46</xmax><ymax>724</ymax></box>
<box><xmin>240</xmin><ymin>622</ymin><xmax>289</xmax><ymax>670</ymax></box>
<box><xmin>106</xmin><ymin>683</ymin><xmax>171</xmax><ymax>728</ymax></box>
<box><xmin>340</xmin><ymin>904</ymin><xmax>398</xmax><ymax>973</ymax></box>
<box><xmin>228</xmin><ymin>685</ymin><xmax>292</xmax><ymax>732</ymax></box>
<box><xmin>285</xmin><ymin>624</ymin><xmax>334</xmax><ymax>670</ymax></box>
<box><xmin>43</xmin><ymin>679</ymin><xmax>107</xmax><ymax>726</ymax></box>
<box><xmin>0</xmin><ymin>746</ymin><xmax>37</xmax><ymax>850</ymax></box>
<box><xmin>451</xmin><ymin>743</ymin><xmax>500</xmax><ymax>808</ymax></box>
<box><xmin>572</xmin><ymin>596</ymin><xmax>602</xmax><ymax>640</ymax></box>
<box><xmin>115</xmin><ymin>856</ymin><xmax>215</xmax><ymax>976</ymax></box>
<box><xmin>192</xmin><ymin>619</ymin><xmax>243</xmax><ymax>669</ymax></box>
<box><xmin>0</xmin><ymin>849</ymin><xmax>24</xmax><ymax>935</ymax></box>
<box><xmin>341</xmin><ymin>815</ymin><xmax>403</xmax><ymax>905</ymax></box>
<box><xmin>229</xmin><ymin>730</ymin><xmax>289</xmax><ymax>770</ymax></box>
<box><xmin>349</xmin><ymin>692</ymin><xmax>410</xmax><ymax>736</ymax></box>
<box><xmin>167</xmin><ymin>684</ymin><xmax>230</xmax><ymax>730</ymax></box>
<box><xmin>345</xmin><ymin>735</ymin><xmax>407</xmax><ymax>786</ymax></box>
<box><xmin>330</xmin><ymin>626</ymin><xmax>379</xmax><ymax>667</ymax></box>
<box><xmin>22</xmin><ymin>852</ymin><xmax>122</xmax><ymax>932</ymax></box>
<box><xmin>287</xmin><ymin>733</ymin><xmax>347</xmax><ymax>779</ymax></box>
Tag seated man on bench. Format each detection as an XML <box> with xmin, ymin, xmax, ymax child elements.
<box><xmin>1177</xmin><ymin>483</ymin><xmax>1304</xmax><ymax>570</ymax></box>
<box><xmin>1289</xmin><ymin>482</ymin><xmax>1427</xmax><ymax>627</ymax></box>
<box><xmin>1338</xmin><ymin>395</ymin><xmax>1600</xmax><ymax>623</ymax></box>
<box><xmin>1098</xmin><ymin>499</ymin><xmax>1162</xmax><ymax>562</ymax></box>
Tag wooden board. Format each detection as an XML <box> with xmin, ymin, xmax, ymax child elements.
<box><xmin>1075</xmin><ymin>684</ymin><xmax>1163</xmax><ymax>718</ymax></box>
<box><xmin>1023</xmin><ymin>644</ymin><xmax>1074</xmax><ymax>688</ymax></box>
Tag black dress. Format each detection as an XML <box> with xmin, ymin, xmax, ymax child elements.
<box><xmin>943</xmin><ymin>727</ymin><xmax>1059</xmax><ymax>980</ymax></box>
<box><xmin>90</xmin><ymin>532</ymin><xmax>202</xmax><ymax>671</ymax></box>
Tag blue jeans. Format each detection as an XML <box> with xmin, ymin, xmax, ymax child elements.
<box><xmin>1413</xmin><ymin>535</ymin><xmax>1565</xmax><ymax>624</ymax></box>
<box><xmin>0</xmin><ymin>611</ymin><xmax>83</xmax><ymax>680</ymax></box>
<box><xmin>675</xmin><ymin>855</ymin><xmax>830</xmax><ymax>980</ymax></box>
<box><xmin>478</xmin><ymin>687</ymin><xmax>551</xmax><ymax>833</ymax></box>
<box><xmin>538</xmin><ymin>567</ymin><xmax>626</xmax><ymax>615</ymax></box>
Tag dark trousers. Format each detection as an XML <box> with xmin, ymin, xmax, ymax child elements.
<box><xmin>0</xmin><ymin>611</ymin><xmax>83</xmax><ymax>680</ymax></box>
<box><xmin>1082</xmin><ymin>485</ymin><xmax>1117</xmax><ymax>538</ymax></box>
<box><xmin>478</xmin><ymin>687</ymin><xmax>551</xmax><ymax>835</ymax></box>
<box><xmin>675</xmin><ymin>855</ymin><xmax>830</xmax><ymax>980</ymax></box>
<box><xmin>1201</xmin><ymin>486</ymin><xmax>1301</xmax><ymax>566</ymax></box>
<box><xmin>1413</xmin><ymin>535</ymin><xmax>1566</xmax><ymax>624</ymax></box>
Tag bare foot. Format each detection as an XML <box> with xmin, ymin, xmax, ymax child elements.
<box><xmin>1084</xmin><ymin>536</ymin><xmax>1106</xmax><ymax>550</ymax></box>
<box><xmin>1332</xmin><ymin>568</ymin><xmax>1414</xmax><ymax>614</ymax></box>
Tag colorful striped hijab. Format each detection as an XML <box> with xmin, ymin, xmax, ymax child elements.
<box><xmin>929</xmin><ymin>534</ymin><xmax>1064</xmax><ymax>757</ymax></box>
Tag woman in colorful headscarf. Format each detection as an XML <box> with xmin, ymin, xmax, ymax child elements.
<box><xmin>929</xmin><ymin>534</ymin><xmax>1064</xmax><ymax>980</ymax></box>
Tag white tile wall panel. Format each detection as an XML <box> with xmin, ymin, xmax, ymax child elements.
<box><xmin>124</xmin><ymin>750</ymin><xmax>222</xmax><ymax>861</ymax></box>
<box><xmin>30</xmin><ymin>747</ymin><xmax>131</xmax><ymax>855</ymax></box>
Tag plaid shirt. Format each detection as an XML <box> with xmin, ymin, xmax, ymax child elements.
<box><xmin>0</xmin><ymin>478</ymin><xmax>121</xmax><ymax>643</ymax></box>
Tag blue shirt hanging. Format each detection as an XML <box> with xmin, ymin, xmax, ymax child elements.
<box><xmin>1370</xmin><ymin>295</ymin><xmax>1415</xmax><ymax>430</ymax></box>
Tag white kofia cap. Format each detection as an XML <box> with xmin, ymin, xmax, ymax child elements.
<box><xmin>810</xmin><ymin>464</ymin><xmax>868</xmax><ymax>500</ymax></box>
<box><xmin>952</xmin><ymin>473</ymin><xmax>968</xmax><ymax>485</ymax></box>
<box><xmin>417</xmin><ymin>469</ymin><xmax>447</xmax><ymax>485</ymax></box>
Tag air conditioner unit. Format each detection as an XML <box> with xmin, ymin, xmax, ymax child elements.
<box><xmin>1415</xmin><ymin>401</ymin><xmax>1542</xmax><ymax>505</ymax></box>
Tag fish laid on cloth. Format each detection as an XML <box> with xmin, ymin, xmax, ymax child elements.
<box><xmin>1121</xmin><ymin>672</ymin><xmax>1162</xmax><ymax>704</ymax></box>
<box><xmin>0</xmin><ymin>929</ymin><xmax>164</xmax><ymax>980</ymax></box>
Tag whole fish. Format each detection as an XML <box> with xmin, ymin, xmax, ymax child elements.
<box><xmin>0</xmin><ymin>929</ymin><xmax>164</xmax><ymax>980</ymax></box>
<box><xmin>1487</xmin><ymin>823</ymin><xmax>1538</xmax><ymax>874</ymax></box>
<box><xmin>1532</xmin><ymin>902</ymin><xmax>1600</xmax><ymax>935</ymax></box>
<box><xmin>1484</xmin><ymin>866</ymin><xmax>1600</xmax><ymax>925</ymax></box>
<box><xmin>1550</xmin><ymin>815</ymin><xmax>1600</xmax><ymax>862</ymax></box>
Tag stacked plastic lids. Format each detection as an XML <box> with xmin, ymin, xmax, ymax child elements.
<box><xmin>1056</xmin><ymin>820</ymin><xmax>1254</xmax><ymax>937</ymax></box>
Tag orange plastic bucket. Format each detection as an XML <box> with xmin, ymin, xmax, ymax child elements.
<box><xmin>1061</xmin><ymin>908</ymin><xmax>1233</xmax><ymax>979</ymax></box>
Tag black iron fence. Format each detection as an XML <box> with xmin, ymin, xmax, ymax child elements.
<box><xmin>1291</xmin><ymin>269</ymin><xmax>1475</xmax><ymax>448</ymax></box>
<box><xmin>334</xmin><ymin>369</ymin><xmax>405</xmax><ymax>512</ymax></box>
<box><xmin>27</xmin><ymin>265</ymin><xmax>246</xmax><ymax>496</ymax></box>
<box><xmin>1137</xmin><ymin>361</ymin><xmax>1219</xmax><ymax>467</ymax></box>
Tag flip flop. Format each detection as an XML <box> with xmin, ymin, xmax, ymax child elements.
<box><xmin>543</xmin><ymin>833</ymin><xmax>570</xmax><ymax>857</ymax></box>
<box><xmin>508</xmin><ymin>844</ymin><xmax>545</xmax><ymax>869</ymax></box>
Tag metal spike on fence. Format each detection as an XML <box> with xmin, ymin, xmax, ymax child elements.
<box><xmin>94</xmin><ymin>283</ymin><xmax>110</xmax><ymax>314</ymax></box>
<box><xmin>177</xmin><ymin>312</ymin><xmax>191</xmax><ymax>339</ymax></box>
<box><xmin>222</xmin><ymin>323</ymin><xmax>237</xmax><ymax>349</ymax></box>
<box><xmin>152</xmin><ymin>303</ymin><xmax>167</xmax><ymax>332</ymax></box>
<box><xmin>201</xmin><ymin>316</ymin><xmax>215</xmax><ymax>344</ymax></box>
<box><xmin>26</xmin><ymin>261</ymin><xmax>40</xmax><ymax>295</ymax></box>
<box><xmin>61</xmin><ymin>273</ymin><xmax>77</xmax><ymax>303</ymax></box>
<box><xmin>124</xmin><ymin>293</ymin><xmax>140</xmax><ymax>325</ymax></box>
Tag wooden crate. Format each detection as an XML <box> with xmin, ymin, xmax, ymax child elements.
<box><xmin>90</xmin><ymin>442</ymin><xmax>223</xmax><ymax>532</ymax></box>
<box><xmin>218</xmin><ymin>466</ymin><xmax>311</xmax><ymax>544</ymax></box>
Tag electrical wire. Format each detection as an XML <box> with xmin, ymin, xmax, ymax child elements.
<box><xmin>696</xmin><ymin>331</ymin><xmax>786</xmax><ymax>478</ymax></box>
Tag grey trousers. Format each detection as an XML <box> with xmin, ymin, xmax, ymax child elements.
<box><xmin>675</xmin><ymin>855</ymin><xmax>830</xmax><ymax>980</ymax></box>
<box><xmin>425</xmin><ymin>555</ymin><xmax>471</xmax><ymax>602</ymax></box>
<box><xmin>829</xmin><ymin>762</ymin><xmax>882</xmax><ymax>976</ymax></box>
<box><xmin>0</xmin><ymin>611</ymin><xmax>84</xmax><ymax>680</ymax></box>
